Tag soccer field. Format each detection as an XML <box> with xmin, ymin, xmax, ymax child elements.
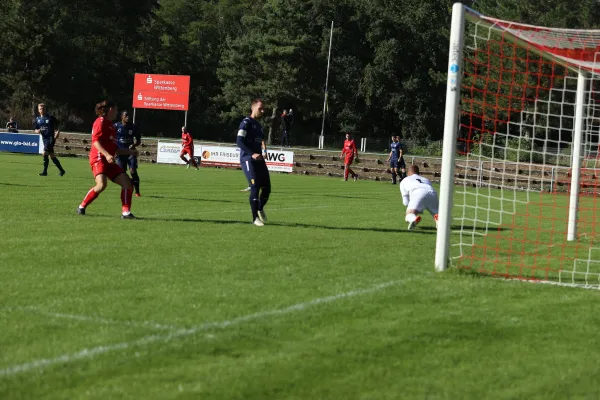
<box><xmin>2</xmin><ymin>152</ymin><xmax>600</xmax><ymax>399</ymax></box>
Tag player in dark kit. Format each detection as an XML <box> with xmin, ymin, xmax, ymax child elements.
<box><xmin>388</xmin><ymin>135</ymin><xmax>401</xmax><ymax>184</ymax></box>
<box><xmin>396</xmin><ymin>135</ymin><xmax>407</xmax><ymax>180</ymax></box>
<box><xmin>114</xmin><ymin>111</ymin><xmax>142</xmax><ymax>196</ymax></box>
<box><xmin>237</xmin><ymin>98</ymin><xmax>270</xmax><ymax>226</ymax></box>
<box><xmin>34</xmin><ymin>103</ymin><xmax>66</xmax><ymax>176</ymax></box>
<box><xmin>77</xmin><ymin>100</ymin><xmax>137</xmax><ymax>219</ymax></box>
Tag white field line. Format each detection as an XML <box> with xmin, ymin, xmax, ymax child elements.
<box><xmin>0</xmin><ymin>280</ymin><xmax>402</xmax><ymax>378</ymax></box>
<box><xmin>6</xmin><ymin>306</ymin><xmax>181</xmax><ymax>331</ymax></box>
<box><xmin>151</xmin><ymin>205</ymin><xmax>332</xmax><ymax>218</ymax></box>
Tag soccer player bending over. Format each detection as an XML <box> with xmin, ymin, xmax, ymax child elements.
<box><xmin>341</xmin><ymin>133</ymin><xmax>359</xmax><ymax>181</ymax></box>
<box><xmin>400</xmin><ymin>165</ymin><xmax>439</xmax><ymax>230</ymax></box>
<box><xmin>77</xmin><ymin>100</ymin><xmax>137</xmax><ymax>219</ymax></box>
<box><xmin>114</xmin><ymin>111</ymin><xmax>142</xmax><ymax>196</ymax></box>
<box><xmin>237</xmin><ymin>98</ymin><xmax>271</xmax><ymax>226</ymax></box>
<box><xmin>180</xmin><ymin>126</ymin><xmax>199</xmax><ymax>170</ymax></box>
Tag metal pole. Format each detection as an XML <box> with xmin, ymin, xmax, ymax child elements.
<box><xmin>133</xmin><ymin>108</ymin><xmax>137</xmax><ymax>124</ymax></box>
<box><xmin>567</xmin><ymin>72</ymin><xmax>586</xmax><ymax>241</ymax></box>
<box><xmin>184</xmin><ymin>110</ymin><xmax>188</xmax><ymax>127</ymax></box>
<box><xmin>319</xmin><ymin>21</ymin><xmax>334</xmax><ymax>147</ymax></box>
<box><xmin>434</xmin><ymin>2</ymin><xmax>466</xmax><ymax>272</ymax></box>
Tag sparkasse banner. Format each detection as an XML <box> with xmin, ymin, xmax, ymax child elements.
<box><xmin>0</xmin><ymin>132</ymin><xmax>42</xmax><ymax>154</ymax></box>
<box><xmin>132</xmin><ymin>74</ymin><xmax>190</xmax><ymax>111</ymax></box>
<box><xmin>156</xmin><ymin>142</ymin><xmax>294</xmax><ymax>172</ymax></box>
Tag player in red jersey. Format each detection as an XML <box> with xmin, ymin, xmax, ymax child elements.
<box><xmin>180</xmin><ymin>126</ymin><xmax>199</xmax><ymax>170</ymax></box>
<box><xmin>340</xmin><ymin>133</ymin><xmax>359</xmax><ymax>181</ymax></box>
<box><xmin>77</xmin><ymin>100</ymin><xmax>137</xmax><ymax>219</ymax></box>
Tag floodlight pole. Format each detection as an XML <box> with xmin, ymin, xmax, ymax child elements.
<box><xmin>319</xmin><ymin>21</ymin><xmax>334</xmax><ymax>150</ymax></box>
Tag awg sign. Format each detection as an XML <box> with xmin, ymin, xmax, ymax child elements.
<box><xmin>132</xmin><ymin>74</ymin><xmax>190</xmax><ymax>111</ymax></box>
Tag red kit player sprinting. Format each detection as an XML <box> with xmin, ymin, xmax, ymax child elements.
<box><xmin>77</xmin><ymin>100</ymin><xmax>137</xmax><ymax>219</ymax></box>
<box><xmin>341</xmin><ymin>133</ymin><xmax>359</xmax><ymax>181</ymax></box>
<box><xmin>180</xmin><ymin>126</ymin><xmax>199</xmax><ymax>170</ymax></box>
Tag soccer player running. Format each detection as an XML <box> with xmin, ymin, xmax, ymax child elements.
<box><xmin>114</xmin><ymin>111</ymin><xmax>142</xmax><ymax>196</ymax></box>
<box><xmin>77</xmin><ymin>100</ymin><xmax>137</xmax><ymax>219</ymax></box>
<box><xmin>237</xmin><ymin>98</ymin><xmax>271</xmax><ymax>226</ymax></box>
<box><xmin>387</xmin><ymin>135</ymin><xmax>401</xmax><ymax>184</ymax></box>
<box><xmin>34</xmin><ymin>103</ymin><xmax>66</xmax><ymax>176</ymax></box>
<box><xmin>341</xmin><ymin>133</ymin><xmax>359</xmax><ymax>181</ymax></box>
<box><xmin>180</xmin><ymin>126</ymin><xmax>199</xmax><ymax>170</ymax></box>
<box><xmin>400</xmin><ymin>165</ymin><xmax>439</xmax><ymax>230</ymax></box>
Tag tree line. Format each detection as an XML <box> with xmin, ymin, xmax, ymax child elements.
<box><xmin>1</xmin><ymin>0</ymin><xmax>599</xmax><ymax>146</ymax></box>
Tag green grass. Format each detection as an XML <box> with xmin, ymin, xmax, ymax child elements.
<box><xmin>2</xmin><ymin>152</ymin><xmax>600</xmax><ymax>399</ymax></box>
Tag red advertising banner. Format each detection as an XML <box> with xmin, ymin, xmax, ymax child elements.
<box><xmin>132</xmin><ymin>74</ymin><xmax>190</xmax><ymax>111</ymax></box>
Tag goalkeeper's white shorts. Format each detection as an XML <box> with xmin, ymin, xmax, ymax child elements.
<box><xmin>408</xmin><ymin>189</ymin><xmax>439</xmax><ymax>216</ymax></box>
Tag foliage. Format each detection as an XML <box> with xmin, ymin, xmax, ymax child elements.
<box><xmin>1</xmin><ymin>0</ymin><xmax>598</xmax><ymax>143</ymax></box>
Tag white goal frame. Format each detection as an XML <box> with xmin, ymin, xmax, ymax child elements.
<box><xmin>434</xmin><ymin>2</ymin><xmax>591</xmax><ymax>272</ymax></box>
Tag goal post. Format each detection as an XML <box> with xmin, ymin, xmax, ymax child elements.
<box><xmin>435</xmin><ymin>3</ymin><xmax>600</xmax><ymax>288</ymax></box>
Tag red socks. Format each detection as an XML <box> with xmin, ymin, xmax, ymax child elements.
<box><xmin>80</xmin><ymin>188</ymin><xmax>99</xmax><ymax>208</ymax></box>
<box><xmin>121</xmin><ymin>188</ymin><xmax>132</xmax><ymax>213</ymax></box>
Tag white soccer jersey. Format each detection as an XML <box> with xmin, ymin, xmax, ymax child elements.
<box><xmin>400</xmin><ymin>174</ymin><xmax>439</xmax><ymax>215</ymax></box>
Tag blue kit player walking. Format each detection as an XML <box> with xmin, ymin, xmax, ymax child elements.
<box><xmin>237</xmin><ymin>98</ymin><xmax>271</xmax><ymax>226</ymax></box>
<box><xmin>114</xmin><ymin>111</ymin><xmax>142</xmax><ymax>196</ymax></box>
<box><xmin>34</xmin><ymin>103</ymin><xmax>66</xmax><ymax>176</ymax></box>
<box><xmin>388</xmin><ymin>135</ymin><xmax>402</xmax><ymax>184</ymax></box>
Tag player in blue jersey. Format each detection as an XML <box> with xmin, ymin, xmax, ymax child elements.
<box><xmin>114</xmin><ymin>111</ymin><xmax>142</xmax><ymax>196</ymax></box>
<box><xmin>34</xmin><ymin>103</ymin><xmax>66</xmax><ymax>176</ymax></box>
<box><xmin>387</xmin><ymin>135</ymin><xmax>401</xmax><ymax>184</ymax></box>
<box><xmin>396</xmin><ymin>135</ymin><xmax>407</xmax><ymax>181</ymax></box>
<box><xmin>237</xmin><ymin>98</ymin><xmax>271</xmax><ymax>226</ymax></box>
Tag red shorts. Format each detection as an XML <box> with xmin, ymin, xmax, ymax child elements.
<box><xmin>91</xmin><ymin>160</ymin><xmax>125</xmax><ymax>181</ymax></box>
<box><xmin>180</xmin><ymin>147</ymin><xmax>193</xmax><ymax>157</ymax></box>
<box><xmin>345</xmin><ymin>155</ymin><xmax>354</xmax><ymax>165</ymax></box>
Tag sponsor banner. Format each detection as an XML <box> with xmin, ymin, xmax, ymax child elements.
<box><xmin>264</xmin><ymin>150</ymin><xmax>294</xmax><ymax>172</ymax></box>
<box><xmin>133</xmin><ymin>73</ymin><xmax>190</xmax><ymax>111</ymax></box>
<box><xmin>199</xmin><ymin>145</ymin><xmax>241</xmax><ymax>168</ymax></box>
<box><xmin>156</xmin><ymin>142</ymin><xmax>294</xmax><ymax>172</ymax></box>
<box><xmin>201</xmin><ymin>145</ymin><xmax>294</xmax><ymax>172</ymax></box>
<box><xmin>0</xmin><ymin>132</ymin><xmax>42</xmax><ymax>154</ymax></box>
<box><xmin>156</xmin><ymin>141</ymin><xmax>201</xmax><ymax>165</ymax></box>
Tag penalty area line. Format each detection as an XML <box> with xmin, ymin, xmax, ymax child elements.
<box><xmin>6</xmin><ymin>306</ymin><xmax>182</xmax><ymax>332</ymax></box>
<box><xmin>0</xmin><ymin>280</ymin><xmax>404</xmax><ymax>378</ymax></box>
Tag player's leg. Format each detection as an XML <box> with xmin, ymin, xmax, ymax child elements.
<box><xmin>346</xmin><ymin>157</ymin><xmax>357</xmax><ymax>180</ymax></box>
<box><xmin>40</xmin><ymin>140</ymin><xmax>51</xmax><ymax>176</ymax></box>
<box><xmin>243</xmin><ymin>160</ymin><xmax>261</xmax><ymax>225</ymax></box>
<box><xmin>189</xmin><ymin>149</ymin><xmax>199</xmax><ymax>169</ymax></box>
<box><xmin>257</xmin><ymin>161</ymin><xmax>271</xmax><ymax>223</ymax></box>
<box><xmin>49</xmin><ymin>145</ymin><xmax>65</xmax><ymax>175</ymax></box>
<box><xmin>180</xmin><ymin>150</ymin><xmax>190</xmax><ymax>167</ymax></box>
<box><xmin>424</xmin><ymin>191</ymin><xmax>440</xmax><ymax>228</ymax></box>
<box><xmin>113</xmin><ymin>169</ymin><xmax>135</xmax><ymax>218</ymax></box>
<box><xmin>78</xmin><ymin>172</ymin><xmax>108</xmax><ymax>214</ymax></box>
<box><xmin>129</xmin><ymin>156</ymin><xmax>141</xmax><ymax>196</ymax></box>
<box><xmin>405</xmin><ymin>195</ymin><xmax>424</xmax><ymax>230</ymax></box>
<box><xmin>390</xmin><ymin>160</ymin><xmax>397</xmax><ymax>184</ymax></box>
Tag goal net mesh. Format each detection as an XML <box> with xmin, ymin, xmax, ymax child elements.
<box><xmin>452</xmin><ymin>8</ymin><xmax>600</xmax><ymax>288</ymax></box>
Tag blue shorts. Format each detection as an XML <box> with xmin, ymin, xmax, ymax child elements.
<box><xmin>241</xmin><ymin>158</ymin><xmax>270</xmax><ymax>187</ymax></box>
<box><xmin>42</xmin><ymin>137</ymin><xmax>55</xmax><ymax>153</ymax></box>
<box><xmin>389</xmin><ymin>159</ymin><xmax>399</xmax><ymax>169</ymax></box>
<box><xmin>116</xmin><ymin>154</ymin><xmax>138</xmax><ymax>171</ymax></box>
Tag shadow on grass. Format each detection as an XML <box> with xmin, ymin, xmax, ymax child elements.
<box><xmin>145</xmin><ymin>195</ymin><xmax>236</xmax><ymax>204</ymax></box>
<box><xmin>0</xmin><ymin>182</ymin><xmax>38</xmax><ymax>187</ymax></box>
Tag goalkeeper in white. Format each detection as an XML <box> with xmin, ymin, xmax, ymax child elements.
<box><xmin>399</xmin><ymin>165</ymin><xmax>439</xmax><ymax>230</ymax></box>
